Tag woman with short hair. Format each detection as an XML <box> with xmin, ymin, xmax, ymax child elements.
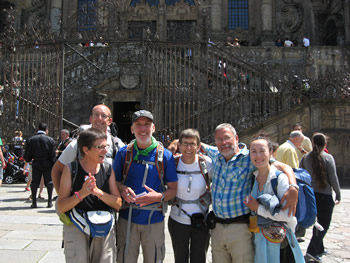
<box><xmin>57</xmin><ymin>128</ymin><xmax>122</xmax><ymax>263</ymax></box>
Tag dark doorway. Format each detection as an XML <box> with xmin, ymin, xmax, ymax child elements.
<box><xmin>325</xmin><ymin>20</ymin><xmax>337</xmax><ymax>46</ymax></box>
<box><xmin>113</xmin><ymin>102</ymin><xmax>140</xmax><ymax>144</ymax></box>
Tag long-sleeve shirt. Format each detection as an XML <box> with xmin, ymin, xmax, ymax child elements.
<box><xmin>300</xmin><ymin>151</ymin><xmax>341</xmax><ymax>201</ymax></box>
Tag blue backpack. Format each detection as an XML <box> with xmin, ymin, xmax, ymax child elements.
<box><xmin>271</xmin><ymin>168</ymin><xmax>317</xmax><ymax>229</ymax></box>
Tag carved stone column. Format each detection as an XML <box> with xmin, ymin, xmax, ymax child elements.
<box><xmin>261</xmin><ymin>0</ymin><xmax>274</xmax><ymax>45</ymax></box>
<box><xmin>261</xmin><ymin>0</ymin><xmax>273</xmax><ymax>32</ymax></box>
<box><xmin>345</xmin><ymin>0</ymin><xmax>350</xmax><ymax>45</ymax></box>
<box><xmin>211</xmin><ymin>0</ymin><xmax>221</xmax><ymax>31</ymax></box>
<box><xmin>50</xmin><ymin>0</ymin><xmax>61</xmax><ymax>34</ymax></box>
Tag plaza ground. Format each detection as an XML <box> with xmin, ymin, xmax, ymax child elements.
<box><xmin>0</xmin><ymin>183</ymin><xmax>349</xmax><ymax>263</ymax></box>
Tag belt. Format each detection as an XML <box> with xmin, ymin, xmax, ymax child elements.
<box><xmin>215</xmin><ymin>214</ymin><xmax>249</xmax><ymax>224</ymax></box>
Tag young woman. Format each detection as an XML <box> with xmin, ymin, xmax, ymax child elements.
<box><xmin>244</xmin><ymin>135</ymin><xmax>304</xmax><ymax>263</ymax></box>
<box><xmin>168</xmin><ymin>129</ymin><xmax>213</xmax><ymax>263</ymax></box>
<box><xmin>57</xmin><ymin>128</ymin><xmax>122</xmax><ymax>263</ymax></box>
<box><xmin>301</xmin><ymin>133</ymin><xmax>341</xmax><ymax>262</ymax></box>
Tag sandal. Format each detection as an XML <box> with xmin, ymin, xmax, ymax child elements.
<box><xmin>38</xmin><ymin>195</ymin><xmax>45</xmax><ymax>200</ymax></box>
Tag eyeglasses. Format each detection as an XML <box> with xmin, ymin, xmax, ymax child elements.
<box><xmin>181</xmin><ymin>142</ymin><xmax>197</xmax><ymax>148</ymax></box>
<box><xmin>215</xmin><ymin>136</ymin><xmax>234</xmax><ymax>143</ymax></box>
<box><xmin>91</xmin><ymin>144</ymin><xmax>110</xmax><ymax>150</ymax></box>
<box><xmin>91</xmin><ymin>112</ymin><xmax>110</xmax><ymax>120</ymax></box>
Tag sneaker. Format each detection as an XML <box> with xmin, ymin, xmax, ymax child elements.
<box><xmin>297</xmin><ymin>237</ymin><xmax>305</xmax><ymax>242</ymax></box>
<box><xmin>318</xmin><ymin>250</ymin><xmax>329</xmax><ymax>257</ymax></box>
<box><xmin>306</xmin><ymin>253</ymin><xmax>323</xmax><ymax>262</ymax></box>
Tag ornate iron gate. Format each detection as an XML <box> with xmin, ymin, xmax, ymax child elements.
<box><xmin>0</xmin><ymin>44</ymin><xmax>63</xmax><ymax>142</ymax></box>
<box><xmin>143</xmin><ymin>42</ymin><xmax>286</xmax><ymax>143</ymax></box>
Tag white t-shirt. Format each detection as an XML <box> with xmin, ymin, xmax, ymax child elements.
<box><xmin>303</xmin><ymin>37</ymin><xmax>310</xmax><ymax>47</ymax></box>
<box><xmin>170</xmin><ymin>155</ymin><xmax>213</xmax><ymax>225</ymax></box>
<box><xmin>58</xmin><ymin>133</ymin><xmax>116</xmax><ymax>166</ymax></box>
<box><xmin>284</xmin><ymin>40</ymin><xmax>293</xmax><ymax>47</ymax></box>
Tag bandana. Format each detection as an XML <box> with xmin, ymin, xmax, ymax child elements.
<box><xmin>133</xmin><ymin>136</ymin><xmax>158</xmax><ymax>160</ymax></box>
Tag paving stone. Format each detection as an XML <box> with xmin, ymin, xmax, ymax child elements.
<box><xmin>1</xmin><ymin>183</ymin><xmax>349</xmax><ymax>262</ymax></box>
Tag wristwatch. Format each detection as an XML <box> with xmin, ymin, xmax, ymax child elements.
<box><xmin>160</xmin><ymin>192</ymin><xmax>165</xmax><ymax>202</ymax></box>
<box><xmin>289</xmin><ymin>183</ymin><xmax>299</xmax><ymax>191</ymax></box>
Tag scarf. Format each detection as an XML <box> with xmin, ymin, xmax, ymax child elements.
<box><xmin>133</xmin><ymin>136</ymin><xmax>158</xmax><ymax>160</ymax></box>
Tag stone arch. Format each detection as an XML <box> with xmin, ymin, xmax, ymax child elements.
<box><xmin>324</xmin><ymin>14</ymin><xmax>345</xmax><ymax>46</ymax></box>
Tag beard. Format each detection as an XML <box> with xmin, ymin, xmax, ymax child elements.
<box><xmin>219</xmin><ymin>144</ymin><xmax>237</xmax><ymax>158</ymax></box>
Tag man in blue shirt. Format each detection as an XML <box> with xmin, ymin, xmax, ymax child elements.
<box><xmin>113</xmin><ymin>110</ymin><xmax>177</xmax><ymax>263</ymax></box>
<box><xmin>200</xmin><ymin>123</ymin><xmax>298</xmax><ymax>263</ymax></box>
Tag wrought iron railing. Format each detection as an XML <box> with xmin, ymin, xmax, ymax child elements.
<box><xmin>0</xmin><ymin>44</ymin><xmax>62</xmax><ymax>141</ymax></box>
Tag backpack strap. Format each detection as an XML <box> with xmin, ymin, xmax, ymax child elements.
<box><xmin>155</xmin><ymin>142</ymin><xmax>165</xmax><ymax>191</ymax></box>
<box><xmin>175</xmin><ymin>153</ymin><xmax>210</xmax><ymax>190</ymax></box>
<box><xmin>111</xmin><ymin>136</ymin><xmax>121</xmax><ymax>159</ymax></box>
<box><xmin>68</xmin><ymin>159</ymin><xmax>79</xmax><ymax>192</ymax></box>
<box><xmin>122</xmin><ymin>142</ymin><xmax>134</xmax><ymax>185</ymax></box>
<box><xmin>271</xmin><ymin>170</ymin><xmax>283</xmax><ymax>196</ymax></box>
<box><xmin>198</xmin><ymin>153</ymin><xmax>210</xmax><ymax>191</ymax></box>
<box><xmin>172</xmin><ymin>153</ymin><xmax>211</xmax><ymax>214</ymax></box>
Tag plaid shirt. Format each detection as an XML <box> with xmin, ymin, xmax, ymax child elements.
<box><xmin>204</xmin><ymin>145</ymin><xmax>255</xmax><ymax>219</ymax></box>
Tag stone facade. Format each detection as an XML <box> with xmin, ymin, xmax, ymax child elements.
<box><xmin>1</xmin><ymin>0</ymin><xmax>349</xmax><ymax>185</ymax></box>
<box><xmin>239</xmin><ymin>100</ymin><xmax>350</xmax><ymax>186</ymax></box>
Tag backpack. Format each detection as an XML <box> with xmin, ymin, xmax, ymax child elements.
<box><xmin>271</xmin><ymin>168</ymin><xmax>317</xmax><ymax>229</ymax></box>
<box><xmin>122</xmin><ymin>140</ymin><xmax>165</xmax><ymax>191</ymax></box>
<box><xmin>172</xmin><ymin>153</ymin><xmax>211</xmax><ymax>212</ymax></box>
<box><xmin>69</xmin><ymin>159</ymin><xmax>112</xmax><ymax>193</ymax></box>
<box><xmin>174</xmin><ymin>153</ymin><xmax>210</xmax><ymax>191</ymax></box>
<box><xmin>72</xmin><ymin>124</ymin><xmax>121</xmax><ymax>160</ymax></box>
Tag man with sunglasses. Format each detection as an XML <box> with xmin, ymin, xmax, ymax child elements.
<box><xmin>51</xmin><ymin>104</ymin><xmax>124</xmax><ymax>194</ymax></box>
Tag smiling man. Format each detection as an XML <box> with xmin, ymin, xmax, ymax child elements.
<box><xmin>113</xmin><ymin>110</ymin><xmax>177</xmax><ymax>263</ymax></box>
<box><xmin>200</xmin><ymin>123</ymin><xmax>298</xmax><ymax>263</ymax></box>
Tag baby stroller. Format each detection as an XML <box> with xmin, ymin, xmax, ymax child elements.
<box><xmin>3</xmin><ymin>151</ymin><xmax>27</xmax><ymax>184</ymax></box>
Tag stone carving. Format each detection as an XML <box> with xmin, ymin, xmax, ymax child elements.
<box><xmin>276</xmin><ymin>1</ymin><xmax>303</xmax><ymax>35</ymax></box>
<box><xmin>21</xmin><ymin>0</ymin><xmax>48</xmax><ymax>29</ymax></box>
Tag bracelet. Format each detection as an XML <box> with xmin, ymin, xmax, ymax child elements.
<box><xmin>289</xmin><ymin>183</ymin><xmax>299</xmax><ymax>191</ymax></box>
<box><xmin>74</xmin><ymin>191</ymin><xmax>83</xmax><ymax>201</ymax></box>
<box><xmin>98</xmin><ymin>191</ymin><xmax>104</xmax><ymax>199</ymax></box>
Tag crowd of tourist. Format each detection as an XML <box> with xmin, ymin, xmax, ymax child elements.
<box><xmin>0</xmin><ymin>105</ymin><xmax>341</xmax><ymax>263</ymax></box>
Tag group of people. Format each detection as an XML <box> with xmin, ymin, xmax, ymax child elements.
<box><xmin>19</xmin><ymin>103</ymin><xmax>341</xmax><ymax>263</ymax></box>
<box><xmin>275</xmin><ymin>36</ymin><xmax>310</xmax><ymax>47</ymax></box>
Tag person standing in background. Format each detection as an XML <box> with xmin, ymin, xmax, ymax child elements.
<box><xmin>301</xmin><ymin>133</ymin><xmax>341</xmax><ymax>263</ymax></box>
<box><xmin>0</xmin><ymin>137</ymin><xmax>6</xmax><ymax>186</ymax></box>
<box><xmin>24</xmin><ymin>122</ymin><xmax>56</xmax><ymax>208</ymax></box>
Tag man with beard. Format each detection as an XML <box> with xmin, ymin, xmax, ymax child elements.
<box><xmin>197</xmin><ymin>123</ymin><xmax>299</xmax><ymax>263</ymax></box>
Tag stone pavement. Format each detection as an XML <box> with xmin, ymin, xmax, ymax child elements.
<box><xmin>0</xmin><ymin>183</ymin><xmax>349</xmax><ymax>263</ymax></box>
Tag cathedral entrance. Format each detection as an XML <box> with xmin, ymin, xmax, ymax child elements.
<box><xmin>113</xmin><ymin>101</ymin><xmax>140</xmax><ymax>144</ymax></box>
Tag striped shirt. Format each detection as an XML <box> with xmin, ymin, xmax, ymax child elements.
<box><xmin>204</xmin><ymin>145</ymin><xmax>255</xmax><ymax>219</ymax></box>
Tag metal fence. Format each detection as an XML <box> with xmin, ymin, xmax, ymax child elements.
<box><xmin>143</xmin><ymin>42</ymin><xmax>350</xmax><ymax>143</ymax></box>
<box><xmin>0</xmin><ymin>44</ymin><xmax>63</xmax><ymax>142</ymax></box>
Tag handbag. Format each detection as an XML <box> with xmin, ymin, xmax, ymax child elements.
<box><xmin>190</xmin><ymin>213</ymin><xmax>206</xmax><ymax>230</ymax></box>
<box><xmin>261</xmin><ymin>222</ymin><xmax>286</xmax><ymax>243</ymax></box>
<box><xmin>69</xmin><ymin>208</ymin><xmax>114</xmax><ymax>237</ymax></box>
